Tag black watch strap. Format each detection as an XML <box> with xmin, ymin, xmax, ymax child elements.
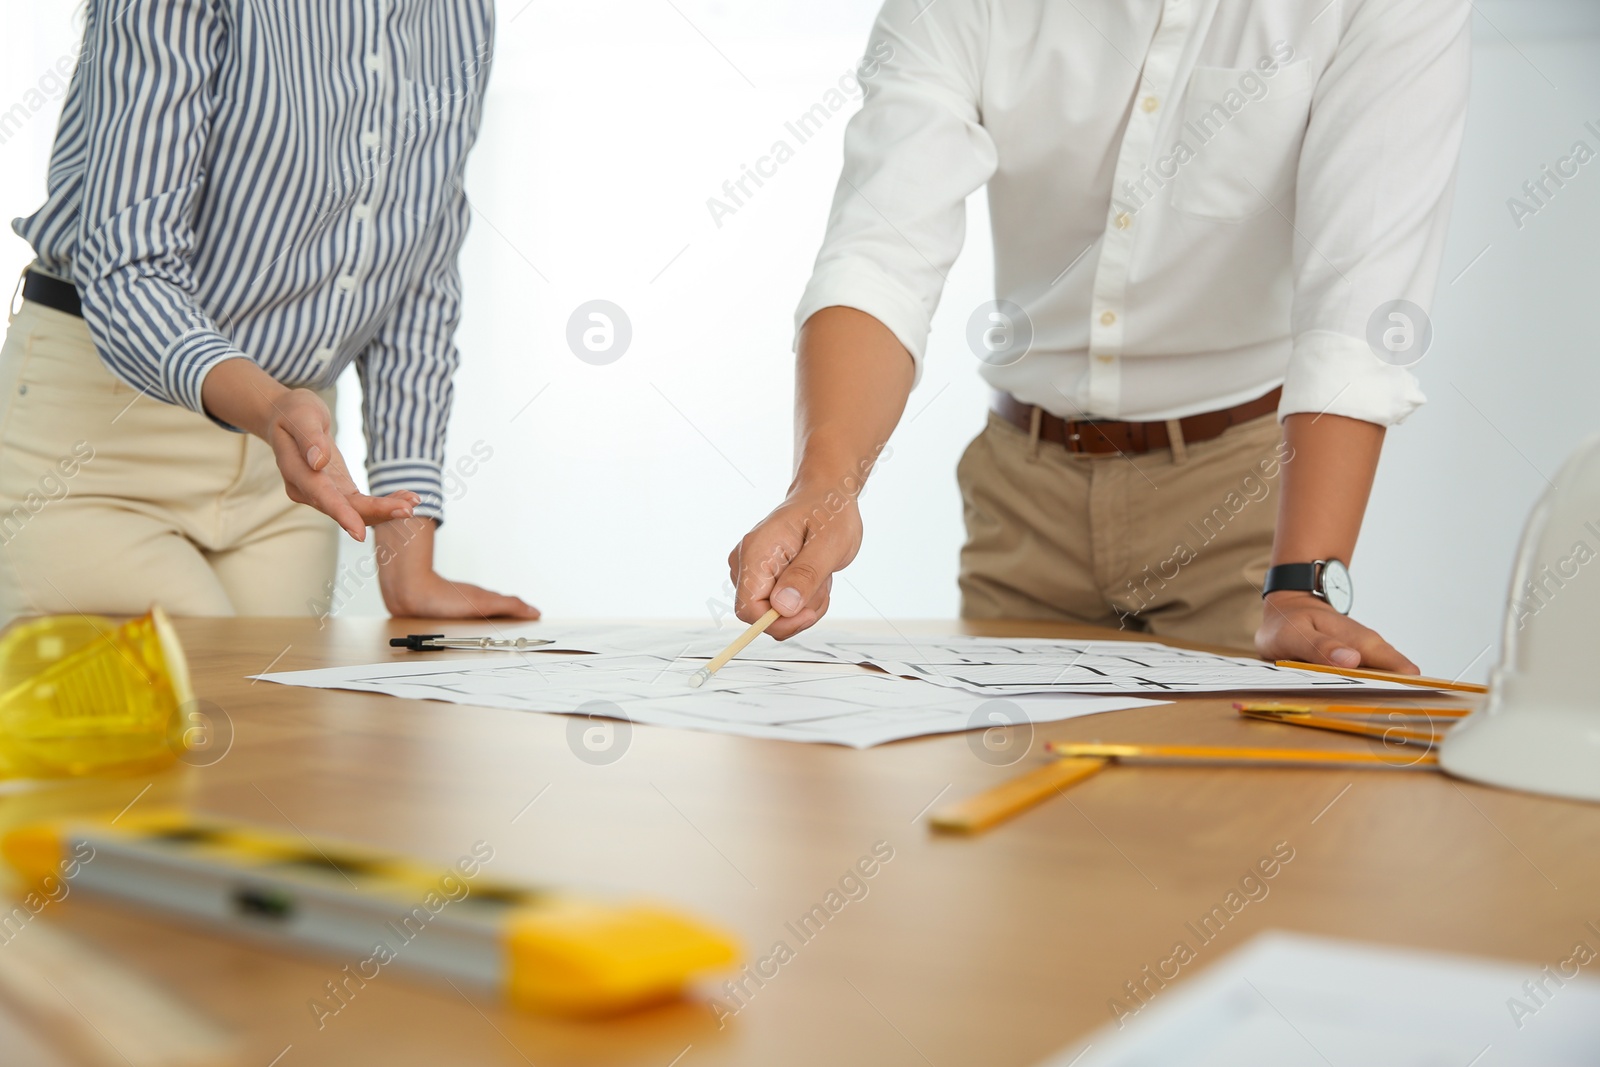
<box><xmin>1262</xmin><ymin>563</ymin><xmax>1320</xmax><ymax>598</ymax></box>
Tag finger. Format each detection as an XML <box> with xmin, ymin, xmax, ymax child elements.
<box><xmin>1302</xmin><ymin>617</ymin><xmax>1362</xmax><ymax>669</ymax></box>
<box><xmin>1324</xmin><ymin>617</ymin><xmax>1419</xmax><ymax>674</ymax></box>
<box><xmin>378</xmin><ymin>491</ymin><xmax>422</xmax><ymax>521</ymax></box>
<box><xmin>1260</xmin><ymin>600</ymin><xmax>1349</xmax><ymax>667</ymax></box>
<box><xmin>769</xmin><ymin>534</ymin><xmax>847</xmax><ymax>622</ymax></box>
<box><xmin>1292</xmin><ymin>612</ymin><xmax>1405</xmax><ymax>671</ymax></box>
<box><xmin>301</xmin><ymin>478</ymin><xmax>368</xmax><ymax>541</ymax></box>
<box><xmin>440</xmin><ymin>583</ymin><xmax>541</xmax><ymax>621</ymax></box>
<box><xmin>277</xmin><ymin>397</ymin><xmax>336</xmax><ymax>471</ymax></box>
<box><xmin>472</xmin><ymin>592</ymin><xmax>541</xmax><ymax>620</ymax></box>
<box><xmin>732</xmin><ymin>525</ymin><xmax>802</xmax><ymax>621</ymax></box>
<box><xmin>1363</xmin><ymin>645</ymin><xmax>1420</xmax><ymax>675</ymax></box>
<box><xmin>769</xmin><ymin>607</ymin><xmax>824</xmax><ymax>640</ymax></box>
<box><xmin>349</xmin><ymin>491</ymin><xmax>419</xmax><ymax>525</ymax></box>
<box><xmin>266</xmin><ymin>424</ymin><xmax>366</xmax><ymax>538</ymax></box>
<box><xmin>768</xmin><ymin>579</ymin><xmax>831</xmax><ymax>640</ymax></box>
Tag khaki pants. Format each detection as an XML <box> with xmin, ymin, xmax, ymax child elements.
<box><xmin>0</xmin><ymin>300</ymin><xmax>338</xmax><ymax>619</ymax></box>
<box><xmin>957</xmin><ymin>409</ymin><xmax>1288</xmax><ymax>652</ymax></box>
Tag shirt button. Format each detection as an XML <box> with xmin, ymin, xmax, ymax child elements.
<box><xmin>1114</xmin><ymin>212</ymin><xmax>1132</xmax><ymax>230</ymax></box>
<box><xmin>1095</xmin><ymin>354</ymin><xmax>1115</xmax><ymax>364</ymax></box>
<box><xmin>1100</xmin><ymin>311</ymin><xmax>1117</xmax><ymax>326</ymax></box>
<box><xmin>336</xmin><ymin>275</ymin><xmax>358</xmax><ymax>292</ymax></box>
<box><xmin>361</xmin><ymin>131</ymin><xmax>381</xmax><ymax>149</ymax></box>
<box><xmin>313</xmin><ymin>347</ymin><xmax>336</xmax><ymax>363</ymax></box>
<box><xmin>1142</xmin><ymin>95</ymin><xmax>1160</xmax><ymax>112</ymax></box>
<box><xmin>365</xmin><ymin>53</ymin><xmax>384</xmax><ymax>74</ymax></box>
<box><xmin>352</xmin><ymin>203</ymin><xmax>373</xmax><ymax>220</ymax></box>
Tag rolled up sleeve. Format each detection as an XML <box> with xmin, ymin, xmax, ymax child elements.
<box><xmin>794</xmin><ymin>0</ymin><xmax>998</xmax><ymax>382</ymax></box>
<box><xmin>1282</xmin><ymin>0</ymin><xmax>1471</xmax><ymax>425</ymax></box>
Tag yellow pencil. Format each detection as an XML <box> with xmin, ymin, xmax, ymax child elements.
<box><xmin>688</xmin><ymin>608</ymin><xmax>782</xmax><ymax>688</ymax></box>
<box><xmin>929</xmin><ymin>758</ymin><xmax>1108</xmax><ymax>834</ymax></box>
<box><xmin>1275</xmin><ymin>660</ymin><xmax>1488</xmax><ymax>694</ymax></box>
<box><xmin>1236</xmin><ymin>707</ymin><xmax>1445</xmax><ymax>746</ymax></box>
<box><xmin>1043</xmin><ymin>741</ymin><xmax>1439</xmax><ymax>769</ymax></box>
<box><xmin>1235</xmin><ymin>701</ymin><xmax>1471</xmax><ymax>720</ymax></box>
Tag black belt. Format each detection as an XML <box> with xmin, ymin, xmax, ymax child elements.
<box><xmin>22</xmin><ymin>269</ymin><xmax>82</xmax><ymax>318</ymax></box>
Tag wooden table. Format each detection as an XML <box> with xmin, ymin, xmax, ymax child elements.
<box><xmin>5</xmin><ymin>617</ymin><xmax>1598</xmax><ymax>1067</ymax></box>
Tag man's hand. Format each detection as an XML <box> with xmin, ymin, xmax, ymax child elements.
<box><xmin>376</xmin><ymin>518</ymin><xmax>539</xmax><ymax>620</ymax></box>
<box><xmin>201</xmin><ymin>358</ymin><xmax>417</xmax><ymax>540</ymax></box>
<box><xmin>1261</xmin><ymin>411</ymin><xmax>1419</xmax><ymax>674</ymax></box>
<box><xmin>1256</xmin><ymin>591</ymin><xmax>1418</xmax><ymax>673</ymax></box>
<box><xmin>727</xmin><ymin>307</ymin><xmax>912</xmax><ymax>641</ymax></box>
<box><xmin>730</xmin><ymin>486</ymin><xmax>864</xmax><ymax>639</ymax></box>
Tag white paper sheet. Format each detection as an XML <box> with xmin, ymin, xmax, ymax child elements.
<box><xmin>1038</xmin><ymin>931</ymin><xmax>1600</xmax><ymax>1067</ymax></box>
<box><xmin>254</xmin><ymin>652</ymin><xmax>1160</xmax><ymax>748</ymax></box>
<box><xmin>441</xmin><ymin>621</ymin><xmax>853</xmax><ymax>662</ymax></box>
<box><xmin>814</xmin><ymin>636</ymin><xmax>1428</xmax><ymax>694</ymax></box>
<box><xmin>386</xmin><ymin>626</ymin><xmax>1419</xmax><ymax>695</ymax></box>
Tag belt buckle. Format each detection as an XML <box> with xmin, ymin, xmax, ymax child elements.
<box><xmin>1062</xmin><ymin>418</ymin><xmax>1088</xmax><ymax>453</ymax></box>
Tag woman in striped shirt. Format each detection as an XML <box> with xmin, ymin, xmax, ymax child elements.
<box><xmin>0</xmin><ymin>0</ymin><xmax>535</xmax><ymax>620</ymax></box>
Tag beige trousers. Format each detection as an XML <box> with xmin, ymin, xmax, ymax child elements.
<box><xmin>0</xmin><ymin>300</ymin><xmax>338</xmax><ymax>619</ymax></box>
<box><xmin>957</xmin><ymin>409</ymin><xmax>1288</xmax><ymax>652</ymax></box>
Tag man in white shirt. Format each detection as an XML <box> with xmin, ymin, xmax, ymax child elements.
<box><xmin>728</xmin><ymin>0</ymin><xmax>1470</xmax><ymax>668</ymax></box>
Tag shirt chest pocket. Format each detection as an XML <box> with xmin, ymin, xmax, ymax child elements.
<box><xmin>1170</xmin><ymin>60</ymin><xmax>1316</xmax><ymax>223</ymax></box>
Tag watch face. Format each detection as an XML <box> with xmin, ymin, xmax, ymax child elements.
<box><xmin>1320</xmin><ymin>560</ymin><xmax>1354</xmax><ymax>615</ymax></box>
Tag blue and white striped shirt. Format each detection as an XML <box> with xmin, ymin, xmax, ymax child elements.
<box><xmin>14</xmin><ymin>0</ymin><xmax>496</xmax><ymax>519</ymax></box>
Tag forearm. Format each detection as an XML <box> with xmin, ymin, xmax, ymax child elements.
<box><xmin>376</xmin><ymin>518</ymin><xmax>437</xmax><ymax>605</ymax></box>
<box><xmin>199</xmin><ymin>357</ymin><xmax>290</xmax><ymax>440</ymax></box>
<box><xmin>1270</xmin><ymin>413</ymin><xmax>1385</xmax><ymax>569</ymax></box>
<box><xmin>1257</xmin><ymin>412</ymin><xmax>1414</xmax><ymax>671</ymax></box>
<box><xmin>792</xmin><ymin>306</ymin><xmax>915</xmax><ymax>490</ymax></box>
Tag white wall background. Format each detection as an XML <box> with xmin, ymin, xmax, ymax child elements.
<box><xmin>1</xmin><ymin>1</ymin><xmax>1596</xmax><ymax>682</ymax></box>
<box><xmin>1360</xmin><ymin>1</ymin><xmax>1600</xmax><ymax>681</ymax></box>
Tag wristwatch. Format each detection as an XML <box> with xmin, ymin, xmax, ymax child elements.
<box><xmin>1262</xmin><ymin>559</ymin><xmax>1354</xmax><ymax>615</ymax></box>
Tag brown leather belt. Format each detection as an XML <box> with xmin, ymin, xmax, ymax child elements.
<box><xmin>991</xmin><ymin>386</ymin><xmax>1281</xmax><ymax>455</ymax></box>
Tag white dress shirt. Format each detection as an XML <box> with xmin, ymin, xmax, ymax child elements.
<box><xmin>797</xmin><ymin>0</ymin><xmax>1472</xmax><ymax>424</ymax></box>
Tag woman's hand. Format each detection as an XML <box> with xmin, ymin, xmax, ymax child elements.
<box><xmin>201</xmin><ymin>358</ymin><xmax>418</xmax><ymax>540</ymax></box>
<box><xmin>376</xmin><ymin>518</ymin><xmax>539</xmax><ymax>619</ymax></box>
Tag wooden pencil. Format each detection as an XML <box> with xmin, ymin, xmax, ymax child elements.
<box><xmin>688</xmin><ymin>608</ymin><xmax>782</xmax><ymax>688</ymax></box>
<box><xmin>929</xmin><ymin>758</ymin><xmax>1108</xmax><ymax>834</ymax></box>
<box><xmin>1044</xmin><ymin>741</ymin><xmax>1439</xmax><ymax>769</ymax></box>
<box><xmin>1237</xmin><ymin>707</ymin><xmax>1445</xmax><ymax>746</ymax></box>
<box><xmin>1235</xmin><ymin>701</ymin><xmax>1471</xmax><ymax>720</ymax></box>
<box><xmin>1275</xmin><ymin>660</ymin><xmax>1488</xmax><ymax>694</ymax></box>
